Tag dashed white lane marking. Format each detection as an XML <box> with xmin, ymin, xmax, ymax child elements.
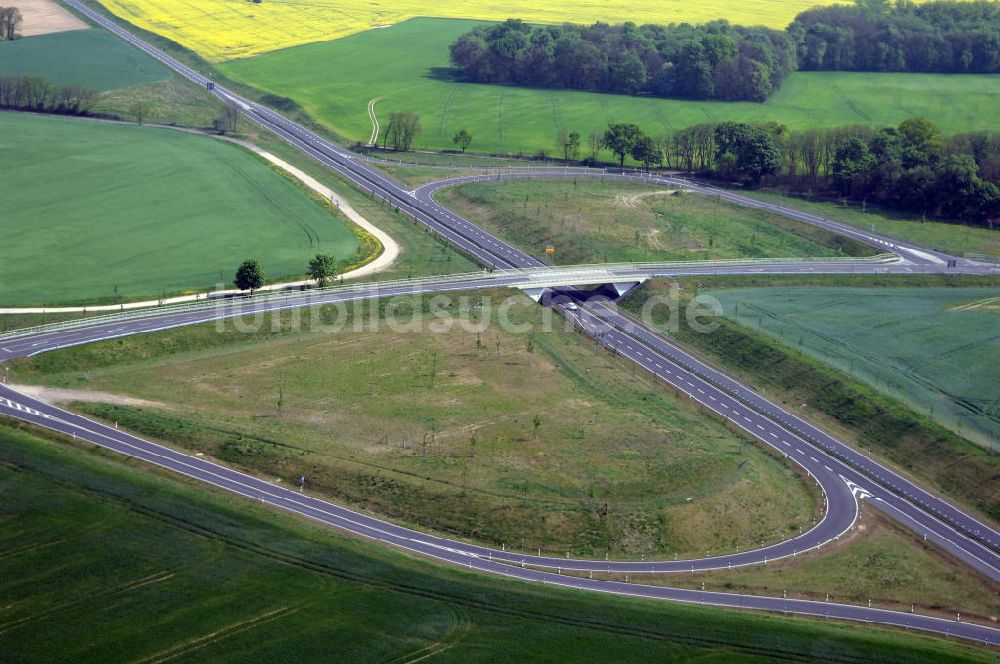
<box><xmin>795</xmin><ymin>448</ymin><xmax>805</xmax><ymax>455</ymax></box>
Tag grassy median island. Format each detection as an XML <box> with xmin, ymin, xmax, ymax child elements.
<box><xmin>435</xmin><ymin>178</ymin><xmax>875</xmax><ymax>265</ymax></box>
<box><xmin>9</xmin><ymin>289</ymin><xmax>816</xmax><ymax>559</ymax></box>
<box><xmin>623</xmin><ymin>277</ymin><xmax>1000</xmax><ymax>525</ymax></box>
<box><xmin>582</xmin><ymin>507</ymin><xmax>1000</xmax><ymax>627</ymax></box>
<box><xmin>0</xmin><ymin>113</ymin><xmax>365</xmax><ymax>306</ymax></box>
<box><xmin>2</xmin><ymin>424</ymin><xmax>992</xmax><ymax>662</ymax></box>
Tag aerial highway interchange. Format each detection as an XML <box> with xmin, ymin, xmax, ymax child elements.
<box><xmin>1</xmin><ymin>0</ymin><xmax>998</xmax><ymax>647</ymax></box>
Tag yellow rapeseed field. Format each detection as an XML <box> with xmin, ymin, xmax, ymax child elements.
<box><xmin>97</xmin><ymin>0</ymin><xmax>830</xmax><ymax>62</ymax></box>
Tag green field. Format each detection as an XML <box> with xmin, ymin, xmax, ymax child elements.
<box><xmin>705</xmin><ymin>287</ymin><xmax>1000</xmax><ymax>449</ymax></box>
<box><xmin>220</xmin><ymin>18</ymin><xmax>1000</xmax><ymax>156</ymax></box>
<box><xmin>0</xmin><ymin>29</ymin><xmax>169</xmax><ymax>90</ymax></box>
<box><xmin>0</xmin><ymin>24</ymin><xmax>227</xmax><ymax>130</ymax></box>
<box><xmin>1</xmin><ymin>424</ymin><xmax>990</xmax><ymax>663</ymax></box>
<box><xmin>10</xmin><ymin>290</ymin><xmax>817</xmax><ymax>558</ymax></box>
<box><xmin>436</xmin><ymin>178</ymin><xmax>874</xmax><ymax>265</ymax></box>
<box><xmin>0</xmin><ymin>112</ymin><xmax>362</xmax><ymax>306</ymax></box>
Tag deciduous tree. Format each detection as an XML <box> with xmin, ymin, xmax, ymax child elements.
<box><xmin>234</xmin><ymin>259</ymin><xmax>265</xmax><ymax>293</ymax></box>
<box><xmin>129</xmin><ymin>100</ymin><xmax>152</xmax><ymax>125</ymax></box>
<box><xmin>308</xmin><ymin>253</ymin><xmax>337</xmax><ymax>286</ymax></box>
<box><xmin>452</xmin><ymin>128</ymin><xmax>472</xmax><ymax>152</ymax></box>
<box><xmin>603</xmin><ymin>123</ymin><xmax>644</xmax><ymax>168</ymax></box>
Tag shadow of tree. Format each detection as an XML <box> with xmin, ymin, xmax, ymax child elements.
<box><xmin>423</xmin><ymin>67</ymin><xmax>463</xmax><ymax>83</ymax></box>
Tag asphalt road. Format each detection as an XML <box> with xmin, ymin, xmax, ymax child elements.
<box><xmin>10</xmin><ymin>0</ymin><xmax>996</xmax><ymax>644</ymax></box>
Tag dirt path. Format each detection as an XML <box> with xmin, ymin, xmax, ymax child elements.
<box><xmin>614</xmin><ymin>189</ymin><xmax>678</xmax><ymax>209</ymax></box>
<box><xmin>367</xmin><ymin>97</ymin><xmax>382</xmax><ymax>147</ymax></box>
<box><xmin>9</xmin><ymin>384</ymin><xmax>168</xmax><ymax>409</ymax></box>
<box><xmin>220</xmin><ymin>136</ymin><xmax>399</xmax><ymax>280</ymax></box>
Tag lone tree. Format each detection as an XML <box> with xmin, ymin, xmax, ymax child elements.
<box><xmin>129</xmin><ymin>100</ymin><xmax>152</xmax><ymax>125</ymax></box>
<box><xmin>557</xmin><ymin>129</ymin><xmax>581</xmax><ymax>161</ymax></box>
<box><xmin>213</xmin><ymin>106</ymin><xmax>239</xmax><ymax>134</ymax></box>
<box><xmin>308</xmin><ymin>253</ymin><xmax>337</xmax><ymax>286</ymax></box>
<box><xmin>587</xmin><ymin>131</ymin><xmax>603</xmax><ymax>161</ymax></box>
<box><xmin>452</xmin><ymin>129</ymin><xmax>472</xmax><ymax>152</ymax></box>
<box><xmin>603</xmin><ymin>123</ymin><xmax>644</xmax><ymax>168</ymax></box>
<box><xmin>234</xmin><ymin>259</ymin><xmax>264</xmax><ymax>293</ymax></box>
<box><xmin>566</xmin><ymin>131</ymin><xmax>581</xmax><ymax>161</ymax></box>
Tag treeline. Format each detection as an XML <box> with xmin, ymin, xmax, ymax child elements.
<box><xmin>450</xmin><ymin>18</ymin><xmax>794</xmax><ymax>101</ymax></box>
<box><xmin>0</xmin><ymin>7</ymin><xmax>23</xmax><ymax>40</ymax></box>
<box><xmin>450</xmin><ymin>1</ymin><xmax>1000</xmax><ymax>101</ymax></box>
<box><xmin>379</xmin><ymin>111</ymin><xmax>421</xmax><ymax>151</ymax></box>
<box><xmin>578</xmin><ymin>117</ymin><xmax>999</xmax><ymax>227</ymax></box>
<box><xmin>792</xmin><ymin>0</ymin><xmax>1000</xmax><ymax>73</ymax></box>
<box><xmin>0</xmin><ymin>75</ymin><xmax>98</xmax><ymax>115</ymax></box>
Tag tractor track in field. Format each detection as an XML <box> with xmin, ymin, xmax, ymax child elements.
<box><xmin>367</xmin><ymin>97</ymin><xmax>383</xmax><ymax>147</ymax></box>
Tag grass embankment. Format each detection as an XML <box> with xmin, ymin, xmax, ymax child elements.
<box><xmin>739</xmin><ymin>190</ymin><xmax>1000</xmax><ymax>260</ymax></box>
<box><xmin>582</xmin><ymin>507</ymin><xmax>1000</xmax><ymax>626</ymax></box>
<box><xmin>379</xmin><ymin>166</ymin><xmax>489</xmax><ymax>189</ymax></box>
<box><xmin>96</xmin><ymin>0</ymin><xmax>830</xmax><ymax>62</ymax></box>
<box><xmin>0</xmin><ymin>312</ymin><xmax>94</xmax><ymax>334</ymax></box>
<box><xmin>219</xmin><ymin>18</ymin><xmax>1000</xmax><ymax>155</ymax></box>
<box><xmin>1</xmin><ymin>423</ymin><xmax>990</xmax><ymax>663</ymax></box>
<box><xmin>9</xmin><ymin>290</ymin><xmax>816</xmax><ymax>559</ymax></box>
<box><xmin>623</xmin><ymin>276</ymin><xmax>1000</xmax><ymax>525</ymax></box>
<box><xmin>0</xmin><ymin>112</ymin><xmax>363</xmax><ymax>307</ymax></box>
<box><xmin>436</xmin><ymin>178</ymin><xmax>874</xmax><ymax>265</ymax></box>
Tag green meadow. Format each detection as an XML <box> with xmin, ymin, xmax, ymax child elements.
<box><xmin>221</xmin><ymin>18</ymin><xmax>1000</xmax><ymax>156</ymax></box>
<box><xmin>0</xmin><ymin>113</ymin><xmax>360</xmax><ymax>306</ymax></box>
<box><xmin>0</xmin><ymin>28</ymin><xmax>169</xmax><ymax>90</ymax></box>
